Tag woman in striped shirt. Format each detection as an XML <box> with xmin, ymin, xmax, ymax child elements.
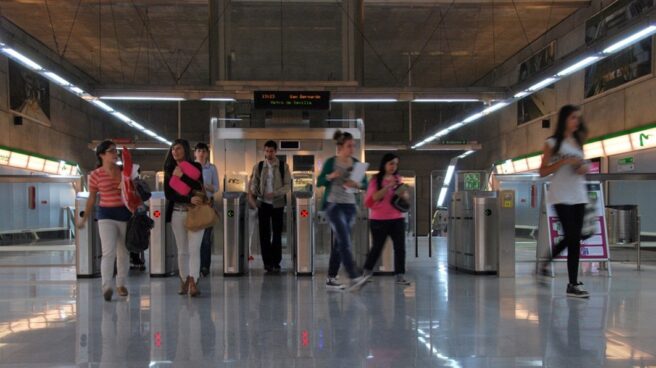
<box><xmin>78</xmin><ymin>140</ymin><xmax>132</xmax><ymax>301</ymax></box>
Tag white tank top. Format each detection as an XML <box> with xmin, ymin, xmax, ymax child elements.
<box><xmin>546</xmin><ymin>137</ymin><xmax>588</xmax><ymax>205</ymax></box>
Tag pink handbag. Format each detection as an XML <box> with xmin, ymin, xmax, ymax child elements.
<box><xmin>169</xmin><ymin>161</ymin><xmax>202</xmax><ymax>196</ymax></box>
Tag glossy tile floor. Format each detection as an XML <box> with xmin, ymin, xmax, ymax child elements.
<box><xmin>1</xmin><ymin>239</ymin><xmax>655</xmax><ymax>367</ymax></box>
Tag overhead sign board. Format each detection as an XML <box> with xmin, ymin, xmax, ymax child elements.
<box><xmin>254</xmin><ymin>91</ymin><xmax>330</xmax><ymax>110</ymax></box>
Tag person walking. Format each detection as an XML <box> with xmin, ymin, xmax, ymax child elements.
<box><xmin>362</xmin><ymin>153</ymin><xmax>411</xmax><ymax>285</ymax></box>
<box><xmin>317</xmin><ymin>130</ymin><xmax>369</xmax><ymax>291</ymax></box>
<box><xmin>164</xmin><ymin>139</ymin><xmax>205</xmax><ymax>297</ymax></box>
<box><xmin>539</xmin><ymin>104</ymin><xmax>590</xmax><ymax>298</ymax></box>
<box><xmin>194</xmin><ymin>143</ymin><xmax>219</xmax><ymax>277</ymax></box>
<box><xmin>249</xmin><ymin>140</ymin><xmax>291</xmax><ymax>273</ymax></box>
<box><xmin>78</xmin><ymin>140</ymin><xmax>132</xmax><ymax>301</ymax></box>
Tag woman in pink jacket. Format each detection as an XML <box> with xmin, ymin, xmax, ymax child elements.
<box><xmin>362</xmin><ymin>153</ymin><xmax>411</xmax><ymax>285</ymax></box>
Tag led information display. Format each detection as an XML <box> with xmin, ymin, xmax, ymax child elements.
<box><xmin>254</xmin><ymin>91</ymin><xmax>330</xmax><ymax>110</ymax></box>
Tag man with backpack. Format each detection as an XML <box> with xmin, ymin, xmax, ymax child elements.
<box><xmin>249</xmin><ymin>140</ymin><xmax>291</xmax><ymax>273</ymax></box>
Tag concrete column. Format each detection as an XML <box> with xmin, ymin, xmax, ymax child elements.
<box><xmin>341</xmin><ymin>0</ymin><xmax>364</xmax><ymax>84</ymax></box>
<box><xmin>209</xmin><ymin>0</ymin><xmax>231</xmax><ymax>83</ymax></box>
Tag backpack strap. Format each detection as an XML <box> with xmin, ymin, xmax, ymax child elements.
<box><xmin>259</xmin><ymin>160</ymin><xmax>285</xmax><ymax>181</ymax></box>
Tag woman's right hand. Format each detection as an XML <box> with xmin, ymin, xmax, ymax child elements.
<box><xmin>77</xmin><ymin>217</ymin><xmax>87</xmax><ymax>229</ymax></box>
<box><xmin>173</xmin><ymin>166</ymin><xmax>183</xmax><ymax>178</ymax></box>
<box><xmin>191</xmin><ymin>196</ymin><xmax>203</xmax><ymax>206</ymax></box>
<box><xmin>327</xmin><ymin>171</ymin><xmax>340</xmax><ymax>180</ymax></box>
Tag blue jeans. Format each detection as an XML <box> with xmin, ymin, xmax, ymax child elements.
<box><xmin>326</xmin><ymin>203</ymin><xmax>359</xmax><ymax>279</ymax></box>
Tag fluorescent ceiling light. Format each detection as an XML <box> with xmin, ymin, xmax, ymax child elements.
<box><xmin>70</xmin><ymin>86</ymin><xmax>85</xmax><ymax>95</ymax></box>
<box><xmin>331</xmin><ymin>99</ymin><xmax>398</xmax><ymax>103</ymax></box>
<box><xmin>155</xmin><ymin>136</ymin><xmax>170</xmax><ymax>144</ymax></box>
<box><xmin>43</xmin><ymin>72</ymin><xmax>71</xmax><ymax>86</ymax></box>
<box><xmin>100</xmin><ymin>96</ymin><xmax>185</xmax><ymax>101</ymax></box>
<box><xmin>482</xmin><ymin>102</ymin><xmax>509</xmax><ymax>115</ymax></box>
<box><xmin>449</xmin><ymin>122</ymin><xmax>465</xmax><ymax>130</ymax></box>
<box><xmin>443</xmin><ymin>165</ymin><xmax>456</xmax><ymax>186</ymax></box>
<box><xmin>528</xmin><ymin>77</ymin><xmax>558</xmax><ymax>92</ymax></box>
<box><xmin>603</xmin><ymin>25</ymin><xmax>656</xmax><ymax>54</ymax></box>
<box><xmin>130</xmin><ymin>121</ymin><xmax>145</xmax><ymax>130</ymax></box>
<box><xmin>514</xmin><ymin>91</ymin><xmax>530</xmax><ymax>99</ymax></box>
<box><xmin>463</xmin><ymin>112</ymin><xmax>484</xmax><ymax>123</ymax></box>
<box><xmin>2</xmin><ymin>48</ymin><xmax>43</xmax><ymax>70</ymax></box>
<box><xmin>556</xmin><ymin>56</ymin><xmax>601</xmax><ymax>77</ymax></box>
<box><xmin>433</xmin><ymin>129</ymin><xmax>450</xmax><ymax>138</ymax></box>
<box><xmin>143</xmin><ymin>129</ymin><xmax>158</xmax><ymax>137</ymax></box>
<box><xmin>134</xmin><ymin>147</ymin><xmax>169</xmax><ymax>150</ymax></box>
<box><xmin>91</xmin><ymin>99</ymin><xmax>114</xmax><ymax>112</ymax></box>
<box><xmin>112</xmin><ymin>112</ymin><xmax>131</xmax><ymax>123</ymax></box>
<box><xmin>436</xmin><ymin>187</ymin><xmax>449</xmax><ymax>207</ymax></box>
<box><xmin>413</xmin><ymin>98</ymin><xmax>479</xmax><ymax>103</ymax></box>
<box><xmin>458</xmin><ymin>150</ymin><xmax>475</xmax><ymax>159</ymax></box>
<box><xmin>201</xmin><ymin>97</ymin><xmax>236</xmax><ymax>102</ymax></box>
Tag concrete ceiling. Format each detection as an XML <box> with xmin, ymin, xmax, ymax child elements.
<box><xmin>0</xmin><ymin>0</ymin><xmax>581</xmax><ymax>88</ymax></box>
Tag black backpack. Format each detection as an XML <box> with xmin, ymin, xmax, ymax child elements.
<box><xmin>126</xmin><ymin>211</ymin><xmax>154</xmax><ymax>253</ymax></box>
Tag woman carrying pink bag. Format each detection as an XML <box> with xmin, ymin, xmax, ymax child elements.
<box><xmin>164</xmin><ymin>139</ymin><xmax>205</xmax><ymax>297</ymax></box>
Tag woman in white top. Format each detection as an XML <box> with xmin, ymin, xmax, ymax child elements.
<box><xmin>539</xmin><ymin>105</ymin><xmax>590</xmax><ymax>298</ymax></box>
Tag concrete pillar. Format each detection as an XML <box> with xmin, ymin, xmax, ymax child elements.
<box><xmin>209</xmin><ymin>0</ymin><xmax>231</xmax><ymax>83</ymax></box>
<box><xmin>341</xmin><ymin>0</ymin><xmax>364</xmax><ymax>84</ymax></box>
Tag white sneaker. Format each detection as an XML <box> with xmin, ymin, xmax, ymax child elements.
<box><xmin>325</xmin><ymin>277</ymin><xmax>346</xmax><ymax>291</ymax></box>
<box><xmin>347</xmin><ymin>274</ymin><xmax>371</xmax><ymax>292</ymax></box>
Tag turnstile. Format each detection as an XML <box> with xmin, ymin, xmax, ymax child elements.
<box><xmin>448</xmin><ymin>190</ymin><xmax>515</xmax><ymax>275</ymax></box>
<box><xmin>75</xmin><ymin>192</ymin><xmax>101</xmax><ymax>278</ymax></box>
<box><xmin>293</xmin><ymin>192</ymin><xmax>314</xmax><ymax>276</ymax></box>
<box><xmin>223</xmin><ymin>192</ymin><xmax>248</xmax><ymax>276</ymax></box>
<box><xmin>149</xmin><ymin>192</ymin><xmax>178</xmax><ymax>277</ymax></box>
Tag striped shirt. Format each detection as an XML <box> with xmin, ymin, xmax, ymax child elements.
<box><xmin>88</xmin><ymin>167</ymin><xmax>124</xmax><ymax>208</ymax></box>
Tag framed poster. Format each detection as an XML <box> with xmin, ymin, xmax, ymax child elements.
<box><xmin>8</xmin><ymin>59</ymin><xmax>51</xmax><ymax>127</ymax></box>
<box><xmin>585</xmin><ymin>39</ymin><xmax>652</xmax><ymax>98</ymax></box>
<box><xmin>585</xmin><ymin>0</ymin><xmax>655</xmax><ymax>45</ymax></box>
<box><xmin>518</xmin><ymin>42</ymin><xmax>556</xmax><ymax>125</ymax></box>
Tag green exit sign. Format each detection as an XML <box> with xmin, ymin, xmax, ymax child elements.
<box><xmin>618</xmin><ymin>157</ymin><xmax>634</xmax><ymax>165</ymax></box>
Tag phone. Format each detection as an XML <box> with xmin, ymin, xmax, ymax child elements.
<box><xmin>394</xmin><ymin>184</ymin><xmax>409</xmax><ymax>195</ymax></box>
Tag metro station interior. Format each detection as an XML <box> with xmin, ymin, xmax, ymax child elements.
<box><xmin>1</xmin><ymin>0</ymin><xmax>656</xmax><ymax>366</ymax></box>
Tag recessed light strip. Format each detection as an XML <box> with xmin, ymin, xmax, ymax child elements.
<box><xmin>0</xmin><ymin>44</ymin><xmax>172</xmax><ymax>146</ymax></box>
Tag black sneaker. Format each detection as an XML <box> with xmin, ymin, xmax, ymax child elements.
<box><xmin>103</xmin><ymin>288</ymin><xmax>113</xmax><ymax>302</ymax></box>
<box><xmin>325</xmin><ymin>277</ymin><xmax>346</xmax><ymax>291</ymax></box>
<box><xmin>272</xmin><ymin>266</ymin><xmax>281</xmax><ymax>273</ymax></box>
<box><xmin>200</xmin><ymin>267</ymin><xmax>210</xmax><ymax>278</ymax></box>
<box><xmin>567</xmin><ymin>283</ymin><xmax>589</xmax><ymax>298</ymax></box>
<box><xmin>347</xmin><ymin>274</ymin><xmax>371</xmax><ymax>292</ymax></box>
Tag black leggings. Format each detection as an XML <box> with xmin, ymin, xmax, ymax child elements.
<box><xmin>364</xmin><ymin>219</ymin><xmax>406</xmax><ymax>274</ymax></box>
<box><xmin>551</xmin><ymin>203</ymin><xmax>586</xmax><ymax>285</ymax></box>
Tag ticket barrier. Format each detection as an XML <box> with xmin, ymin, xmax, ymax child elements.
<box><xmin>448</xmin><ymin>190</ymin><xmax>515</xmax><ymax>276</ymax></box>
<box><xmin>293</xmin><ymin>192</ymin><xmax>315</xmax><ymax>276</ymax></box>
<box><xmin>149</xmin><ymin>192</ymin><xmax>178</xmax><ymax>277</ymax></box>
<box><xmin>223</xmin><ymin>192</ymin><xmax>249</xmax><ymax>276</ymax></box>
<box><xmin>75</xmin><ymin>192</ymin><xmax>101</xmax><ymax>278</ymax></box>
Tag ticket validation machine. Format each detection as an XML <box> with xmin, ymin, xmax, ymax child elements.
<box><xmin>292</xmin><ymin>172</ymin><xmax>315</xmax><ymax>276</ymax></box>
<box><xmin>75</xmin><ymin>192</ymin><xmax>101</xmax><ymax>278</ymax></box>
<box><xmin>223</xmin><ymin>174</ymin><xmax>249</xmax><ymax>276</ymax></box>
<box><xmin>149</xmin><ymin>192</ymin><xmax>178</xmax><ymax>277</ymax></box>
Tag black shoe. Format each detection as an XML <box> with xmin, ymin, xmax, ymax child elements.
<box><xmin>273</xmin><ymin>266</ymin><xmax>281</xmax><ymax>273</ymax></box>
<box><xmin>567</xmin><ymin>283</ymin><xmax>590</xmax><ymax>298</ymax></box>
<box><xmin>200</xmin><ymin>267</ymin><xmax>210</xmax><ymax>278</ymax></box>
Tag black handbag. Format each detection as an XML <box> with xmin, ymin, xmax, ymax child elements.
<box><xmin>391</xmin><ymin>184</ymin><xmax>410</xmax><ymax>213</ymax></box>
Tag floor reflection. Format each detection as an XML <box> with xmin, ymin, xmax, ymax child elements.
<box><xmin>0</xmin><ymin>242</ymin><xmax>655</xmax><ymax>367</ymax></box>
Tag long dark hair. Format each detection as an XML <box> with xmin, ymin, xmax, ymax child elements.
<box><xmin>95</xmin><ymin>140</ymin><xmax>116</xmax><ymax>168</ymax></box>
<box><xmin>164</xmin><ymin>139</ymin><xmax>193</xmax><ymax>174</ymax></box>
<box><xmin>552</xmin><ymin>105</ymin><xmax>587</xmax><ymax>154</ymax></box>
<box><xmin>376</xmin><ymin>153</ymin><xmax>399</xmax><ymax>189</ymax></box>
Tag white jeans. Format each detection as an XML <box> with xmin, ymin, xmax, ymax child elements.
<box><xmin>98</xmin><ymin>219</ymin><xmax>129</xmax><ymax>291</ymax></box>
<box><xmin>171</xmin><ymin>210</ymin><xmax>204</xmax><ymax>280</ymax></box>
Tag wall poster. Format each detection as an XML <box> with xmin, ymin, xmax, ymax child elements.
<box><xmin>584</xmin><ymin>0</ymin><xmax>654</xmax><ymax>98</ymax></box>
<box><xmin>8</xmin><ymin>59</ymin><xmax>51</xmax><ymax>127</ymax></box>
<box><xmin>517</xmin><ymin>42</ymin><xmax>557</xmax><ymax>125</ymax></box>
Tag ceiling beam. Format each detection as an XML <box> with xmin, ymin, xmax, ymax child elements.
<box><xmin>93</xmin><ymin>83</ymin><xmax>508</xmax><ymax>102</ymax></box>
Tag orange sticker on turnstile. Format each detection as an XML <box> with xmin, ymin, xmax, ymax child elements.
<box><xmin>153</xmin><ymin>210</ymin><xmax>161</xmax><ymax>218</ymax></box>
<box><xmin>300</xmin><ymin>209</ymin><xmax>309</xmax><ymax>218</ymax></box>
